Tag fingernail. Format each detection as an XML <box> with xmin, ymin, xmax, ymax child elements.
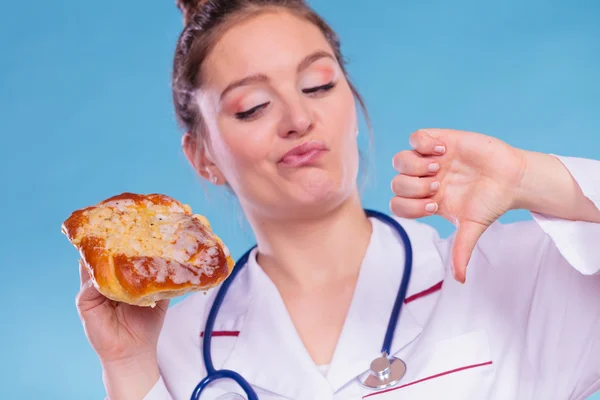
<box><xmin>428</xmin><ymin>163</ymin><xmax>440</xmax><ymax>173</ymax></box>
<box><xmin>434</xmin><ymin>145</ymin><xmax>446</xmax><ymax>155</ymax></box>
<box><xmin>409</xmin><ymin>137</ymin><xmax>417</xmax><ymax>149</ymax></box>
<box><xmin>425</xmin><ymin>202</ymin><xmax>438</xmax><ymax>213</ymax></box>
<box><xmin>430</xmin><ymin>181</ymin><xmax>440</xmax><ymax>191</ymax></box>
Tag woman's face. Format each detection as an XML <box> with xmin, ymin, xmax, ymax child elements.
<box><xmin>189</xmin><ymin>10</ymin><xmax>359</xmax><ymax>219</ymax></box>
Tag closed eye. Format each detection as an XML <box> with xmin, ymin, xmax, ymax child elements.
<box><xmin>302</xmin><ymin>81</ymin><xmax>336</xmax><ymax>95</ymax></box>
<box><xmin>235</xmin><ymin>102</ymin><xmax>270</xmax><ymax>121</ymax></box>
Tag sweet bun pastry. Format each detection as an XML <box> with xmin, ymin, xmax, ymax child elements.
<box><xmin>62</xmin><ymin>192</ymin><xmax>234</xmax><ymax>307</ymax></box>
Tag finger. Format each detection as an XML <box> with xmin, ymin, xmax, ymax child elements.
<box><xmin>155</xmin><ymin>299</ymin><xmax>170</xmax><ymax>312</ymax></box>
<box><xmin>79</xmin><ymin>259</ymin><xmax>91</xmax><ymax>287</ymax></box>
<box><xmin>75</xmin><ymin>279</ymin><xmax>104</xmax><ymax>312</ymax></box>
<box><xmin>153</xmin><ymin>299</ymin><xmax>171</xmax><ymax>319</ymax></box>
<box><xmin>391</xmin><ymin>174</ymin><xmax>440</xmax><ymax>199</ymax></box>
<box><xmin>409</xmin><ymin>129</ymin><xmax>447</xmax><ymax>156</ymax></box>
<box><xmin>76</xmin><ymin>260</ymin><xmax>106</xmax><ymax>313</ymax></box>
<box><xmin>451</xmin><ymin>220</ymin><xmax>487</xmax><ymax>283</ymax></box>
<box><xmin>393</xmin><ymin>150</ymin><xmax>441</xmax><ymax>177</ymax></box>
<box><xmin>390</xmin><ymin>196</ymin><xmax>439</xmax><ymax>219</ymax></box>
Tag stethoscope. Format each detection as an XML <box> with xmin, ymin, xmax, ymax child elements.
<box><xmin>190</xmin><ymin>209</ymin><xmax>413</xmax><ymax>400</ymax></box>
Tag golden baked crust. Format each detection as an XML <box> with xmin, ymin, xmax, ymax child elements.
<box><xmin>62</xmin><ymin>192</ymin><xmax>234</xmax><ymax>307</ymax></box>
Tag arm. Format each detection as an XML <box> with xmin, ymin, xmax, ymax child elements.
<box><xmin>522</xmin><ymin>234</ymin><xmax>600</xmax><ymax>400</ymax></box>
<box><xmin>74</xmin><ymin>261</ymin><xmax>173</xmax><ymax>400</ymax></box>
<box><xmin>483</xmin><ymin>153</ymin><xmax>600</xmax><ymax>398</ymax></box>
<box><xmin>142</xmin><ymin>375</ymin><xmax>173</xmax><ymax>400</ymax></box>
<box><xmin>391</xmin><ymin>128</ymin><xmax>600</xmax><ymax>282</ymax></box>
<box><xmin>390</xmin><ymin>129</ymin><xmax>600</xmax><ymax>396</ymax></box>
<box><xmin>517</xmin><ymin>151</ymin><xmax>600</xmax><ymax>224</ymax></box>
<box><xmin>102</xmin><ymin>355</ymin><xmax>169</xmax><ymax>400</ymax></box>
<box><xmin>516</xmin><ymin>152</ymin><xmax>600</xmax><ymax>274</ymax></box>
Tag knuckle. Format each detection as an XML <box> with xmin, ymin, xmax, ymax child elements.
<box><xmin>408</xmin><ymin>131</ymin><xmax>419</xmax><ymax>147</ymax></box>
<box><xmin>410</xmin><ymin>130</ymin><xmax>437</xmax><ymax>153</ymax></box>
<box><xmin>422</xmin><ymin>157</ymin><xmax>435</xmax><ymax>172</ymax></box>
<box><xmin>390</xmin><ymin>177</ymin><xmax>398</xmax><ymax>194</ymax></box>
<box><xmin>390</xmin><ymin>197</ymin><xmax>420</xmax><ymax>218</ymax></box>
<box><xmin>75</xmin><ymin>286</ymin><xmax>86</xmax><ymax>303</ymax></box>
<box><xmin>415</xmin><ymin>130</ymin><xmax>428</xmax><ymax>145</ymax></box>
<box><xmin>392</xmin><ymin>152</ymin><xmax>408</xmax><ymax>171</ymax></box>
<box><xmin>390</xmin><ymin>175</ymin><xmax>405</xmax><ymax>194</ymax></box>
<box><xmin>410</xmin><ymin>180</ymin><xmax>422</xmax><ymax>195</ymax></box>
<box><xmin>390</xmin><ymin>195</ymin><xmax>401</xmax><ymax>207</ymax></box>
<box><xmin>75</xmin><ymin>282</ymin><xmax>92</xmax><ymax>309</ymax></box>
<box><xmin>389</xmin><ymin>199</ymin><xmax>404</xmax><ymax>217</ymax></box>
<box><xmin>75</xmin><ymin>292</ymin><xmax>84</xmax><ymax>310</ymax></box>
<box><xmin>395</xmin><ymin>176</ymin><xmax>428</xmax><ymax>198</ymax></box>
<box><xmin>395</xmin><ymin>150</ymin><xmax>410</xmax><ymax>159</ymax></box>
<box><xmin>416</xmin><ymin>179</ymin><xmax>431</xmax><ymax>196</ymax></box>
<box><xmin>409</xmin><ymin>131</ymin><xmax>428</xmax><ymax>149</ymax></box>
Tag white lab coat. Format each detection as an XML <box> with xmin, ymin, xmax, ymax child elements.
<box><xmin>144</xmin><ymin>155</ymin><xmax>600</xmax><ymax>400</ymax></box>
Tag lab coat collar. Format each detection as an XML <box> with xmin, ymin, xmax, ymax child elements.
<box><xmin>326</xmin><ymin>215</ymin><xmax>443</xmax><ymax>391</ymax></box>
<box><xmin>220</xmin><ymin>215</ymin><xmax>446</xmax><ymax>398</ymax></box>
<box><xmin>221</xmin><ymin>248</ymin><xmax>329</xmax><ymax>399</ymax></box>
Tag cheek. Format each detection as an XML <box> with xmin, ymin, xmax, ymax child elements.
<box><xmin>197</xmin><ymin>92</ymin><xmax>275</xmax><ymax>176</ymax></box>
<box><xmin>213</xmin><ymin>117</ymin><xmax>276</xmax><ymax>172</ymax></box>
<box><xmin>343</xmin><ymin>97</ymin><xmax>358</xmax><ymax>135</ymax></box>
<box><xmin>324</xmin><ymin>84</ymin><xmax>358</xmax><ymax>141</ymax></box>
<box><xmin>341</xmin><ymin>84</ymin><xmax>358</xmax><ymax>127</ymax></box>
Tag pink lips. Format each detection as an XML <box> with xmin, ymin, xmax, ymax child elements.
<box><xmin>279</xmin><ymin>140</ymin><xmax>328</xmax><ymax>167</ymax></box>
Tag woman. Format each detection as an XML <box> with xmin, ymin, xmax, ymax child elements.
<box><xmin>75</xmin><ymin>0</ymin><xmax>600</xmax><ymax>399</ymax></box>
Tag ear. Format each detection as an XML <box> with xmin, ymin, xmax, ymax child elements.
<box><xmin>182</xmin><ymin>132</ymin><xmax>226</xmax><ymax>185</ymax></box>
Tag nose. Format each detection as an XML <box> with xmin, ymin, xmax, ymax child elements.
<box><xmin>278</xmin><ymin>97</ymin><xmax>314</xmax><ymax>139</ymax></box>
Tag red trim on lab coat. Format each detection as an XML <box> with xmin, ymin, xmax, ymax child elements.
<box><xmin>404</xmin><ymin>280</ymin><xmax>443</xmax><ymax>304</ymax></box>
<box><xmin>199</xmin><ymin>281</ymin><xmax>444</xmax><ymax>338</ymax></box>
<box><xmin>362</xmin><ymin>361</ymin><xmax>493</xmax><ymax>398</ymax></box>
<box><xmin>200</xmin><ymin>331</ymin><xmax>240</xmax><ymax>338</ymax></box>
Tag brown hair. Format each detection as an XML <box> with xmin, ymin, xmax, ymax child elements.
<box><xmin>171</xmin><ymin>0</ymin><xmax>371</xmax><ymax>146</ymax></box>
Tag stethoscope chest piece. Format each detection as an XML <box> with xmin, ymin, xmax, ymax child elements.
<box><xmin>359</xmin><ymin>354</ymin><xmax>407</xmax><ymax>389</ymax></box>
<box><xmin>192</xmin><ymin>210</ymin><xmax>413</xmax><ymax>400</ymax></box>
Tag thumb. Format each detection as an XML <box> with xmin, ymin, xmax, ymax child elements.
<box><xmin>76</xmin><ymin>260</ymin><xmax>108</xmax><ymax>313</ymax></box>
<box><xmin>79</xmin><ymin>259</ymin><xmax>91</xmax><ymax>286</ymax></box>
<box><xmin>451</xmin><ymin>220</ymin><xmax>487</xmax><ymax>283</ymax></box>
<box><xmin>153</xmin><ymin>299</ymin><xmax>171</xmax><ymax>317</ymax></box>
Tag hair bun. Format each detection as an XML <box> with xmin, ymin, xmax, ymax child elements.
<box><xmin>175</xmin><ymin>0</ymin><xmax>209</xmax><ymax>25</ymax></box>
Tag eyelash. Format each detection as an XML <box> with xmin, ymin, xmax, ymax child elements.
<box><xmin>234</xmin><ymin>81</ymin><xmax>337</xmax><ymax>121</ymax></box>
<box><xmin>302</xmin><ymin>81</ymin><xmax>336</xmax><ymax>95</ymax></box>
<box><xmin>235</xmin><ymin>103</ymin><xmax>268</xmax><ymax>121</ymax></box>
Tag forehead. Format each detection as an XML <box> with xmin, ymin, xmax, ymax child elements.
<box><xmin>202</xmin><ymin>10</ymin><xmax>334</xmax><ymax>86</ymax></box>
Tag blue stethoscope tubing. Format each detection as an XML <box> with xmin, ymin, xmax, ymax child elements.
<box><xmin>190</xmin><ymin>209</ymin><xmax>413</xmax><ymax>400</ymax></box>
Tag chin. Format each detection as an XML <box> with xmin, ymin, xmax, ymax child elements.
<box><xmin>287</xmin><ymin>171</ymin><xmax>353</xmax><ymax>212</ymax></box>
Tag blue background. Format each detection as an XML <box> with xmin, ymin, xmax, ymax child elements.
<box><xmin>1</xmin><ymin>0</ymin><xmax>598</xmax><ymax>398</ymax></box>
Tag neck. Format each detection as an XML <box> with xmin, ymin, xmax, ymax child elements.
<box><xmin>245</xmin><ymin>192</ymin><xmax>373</xmax><ymax>290</ymax></box>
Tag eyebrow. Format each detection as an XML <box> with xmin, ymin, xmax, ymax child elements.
<box><xmin>219</xmin><ymin>50</ymin><xmax>335</xmax><ymax>101</ymax></box>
